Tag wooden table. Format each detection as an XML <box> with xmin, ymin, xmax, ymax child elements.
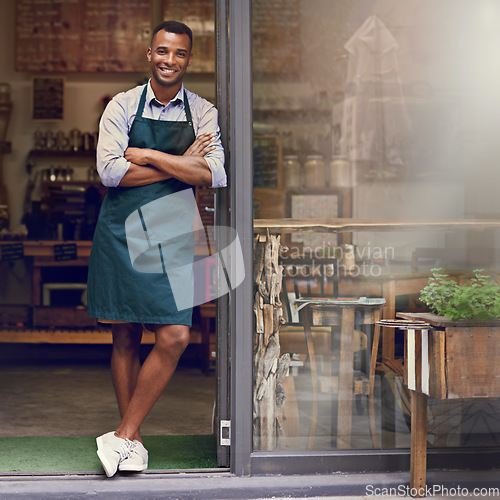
<box><xmin>395</xmin><ymin>312</ymin><xmax>500</xmax><ymax>497</ymax></box>
<box><xmin>300</xmin><ymin>299</ymin><xmax>384</xmax><ymax>449</ymax></box>
<box><xmin>254</xmin><ymin>217</ymin><xmax>500</xmax><ymax>235</ymax></box>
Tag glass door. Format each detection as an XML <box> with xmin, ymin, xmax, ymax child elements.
<box><xmin>230</xmin><ymin>0</ymin><xmax>500</xmax><ymax>476</ymax></box>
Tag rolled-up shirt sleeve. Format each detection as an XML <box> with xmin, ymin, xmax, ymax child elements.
<box><xmin>96</xmin><ymin>94</ymin><xmax>131</xmax><ymax>188</ymax></box>
<box><xmin>193</xmin><ymin>99</ymin><xmax>227</xmax><ymax>188</ymax></box>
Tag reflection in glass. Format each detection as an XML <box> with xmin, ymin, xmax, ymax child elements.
<box><xmin>252</xmin><ymin>0</ymin><xmax>500</xmax><ymax>452</ymax></box>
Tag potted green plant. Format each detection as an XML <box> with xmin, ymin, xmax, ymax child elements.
<box><xmin>398</xmin><ymin>267</ymin><xmax>500</xmax><ymax>400</ymax></box>
<box><xmin>419</xmin><ymin>268</ymin><xmax>500</xmax><ymax>321</ymax></box>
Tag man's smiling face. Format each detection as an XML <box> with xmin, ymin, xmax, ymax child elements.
<box><xmin>147</xmin><ymin>30</ymin><xmax>192</xmax><ymax>91</ymax></box>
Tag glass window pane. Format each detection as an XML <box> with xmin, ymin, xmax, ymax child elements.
<box><xmin>252</xmin><ymin>0</ymin><xmax>500</xmax><ymax>452</ymax></box>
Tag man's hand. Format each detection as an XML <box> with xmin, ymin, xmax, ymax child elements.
<box><xmin>124</xmin><ymin>147</ymin><xmax>150</xmax><ymax>166</ymax></box>
<box><xmin>183</xmin><ymin>132</ymin><xmax>216</xmax><ymax>157</ymax></box>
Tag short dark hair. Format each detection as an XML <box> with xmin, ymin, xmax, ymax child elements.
<box><xmin>151</xmin><ymin>21</ymin><xmax>193</xmax><ymax>51</ymax></box>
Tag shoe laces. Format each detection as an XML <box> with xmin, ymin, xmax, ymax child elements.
<box><xmin>128</xmin><ymin>441</ymin><xmax>141</xmax><ymax>457</ymax></box>
<box><xmin>117</xmin><ymin>439</ymin><xmax>136</xmax><ymax>461</ymax></box>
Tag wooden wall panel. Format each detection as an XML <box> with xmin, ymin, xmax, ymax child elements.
<box><xmin>15</xmin><ymin>0</ymin><xmax>151</xmax><ymax>72</ymax></box>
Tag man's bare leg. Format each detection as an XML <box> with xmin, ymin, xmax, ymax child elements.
<box><xmin>110</xmin><ymin>322</ymin><xmax>143</xmax><ymax>441</ymax></box>
<box><xmin>115</xmin><ymin>324</ymin><xmax>190</xmax><ymax>441</ymax></box>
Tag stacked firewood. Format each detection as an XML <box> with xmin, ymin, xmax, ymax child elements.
<box><xmin>253</xmin><ymin>231</ymin><xmax>290</xmax><ymax>450</ymax></box>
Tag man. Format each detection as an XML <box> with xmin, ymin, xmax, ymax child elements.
<box><xmin>87</xmin><ymin>20</ymin><xmax>226</xmax><ymax>477</ymax></box>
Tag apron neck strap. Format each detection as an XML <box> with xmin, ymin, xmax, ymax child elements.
<box><xmin>136</xmin><ymin>85</ymin><xmax>148</xmax><ymax>118</ymax></box>
<box><xmin>183</xmin><ymin>90</ymin><xmax>193</xmax><ymax>124</ymax></box>
<box><xmin>136</xmin><ymin>85</ymin><xmax>193</xmax><ymax>124</ymax></box>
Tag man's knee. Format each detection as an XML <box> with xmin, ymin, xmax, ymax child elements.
<box><xmin>112</xmin><ymin>323</ymin><xmax>143</xmax><ymax>354</ymax></box>
<box><xmin>155</xmin><ymin>325</ymin><xmax>190</xmax><ymax>355</ymax></box>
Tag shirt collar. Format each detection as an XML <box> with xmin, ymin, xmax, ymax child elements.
<box><xmin>146</xmin><ymin>80</ymin><xmax>184</xmax><ymax>107</ymax></box>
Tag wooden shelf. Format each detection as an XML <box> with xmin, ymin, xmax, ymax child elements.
<box><xmin>0</xmin><ymin>325</ymin><xmax>208</xmax><ymax>346</ymax></box>
<box><xmin>253</xmin><ymin>109</ymin><xmax>332</xmax><ymax>122</ymax></box>
<box><xmin>0</xmin><ymin>327</ymin><xmax>113</xmax><ymax>344</ymax></box>
<box><xmin>27</xmin><ymin>150</ymin><xmax>96</xmax><ymax>161</ymax></box>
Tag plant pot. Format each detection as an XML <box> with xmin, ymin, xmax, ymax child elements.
<box><xmin>398</xmin><ymin>312</ymin><xmax>500</xmax><ymax>399</ymax></box>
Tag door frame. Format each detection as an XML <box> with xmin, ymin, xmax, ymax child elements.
<box><xmin>228</xmin><ymin>0</ymin><xmax>254</xmax><ymax>477</ymax></box>
<box><xmin>214</xmin><ymin>0</ymin><xmax>231</xmax><ymax>468</ymax></box>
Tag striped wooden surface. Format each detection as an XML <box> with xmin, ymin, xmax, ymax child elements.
<box><xmin>0</xmin><ymin>327</ymin><xmax>204</xmax><ymax>345</ymax></box>
<box><xmin>254</xmin><ymin>217</ymin><xmax>500</xmax><ymax>234</ymax></box>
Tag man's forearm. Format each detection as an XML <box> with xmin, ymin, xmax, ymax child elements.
<box><xmin>149</xmin><ymin>150</ymin><xmax>212</xmax><ymax>186</ymax></box>
<box><xmin>133</xmin><ymin>149</ymin><xmax>212</xmax><ymax>187</ymax></box>
<box><xmin>118</xmin><ymin>163</ymin><xmax>171</xmax><ymax>187</ymax></box>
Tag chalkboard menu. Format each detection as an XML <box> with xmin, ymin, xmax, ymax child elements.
<box><xmin>1</xmin><ymin>243</ymin><xmax>24</xmax><ymax>262</ymax></box>
<box><xmin>15</xmin><ymin>0</ymin><xmax>152</xmax><ymax>72</ymax></box>
<box><xmin>32</xmin><ymin>77</ymin><xmax>64</xmax><ymax>120</ymax></box>
<box><xmin>253</xmin><ymin>135</ymin><xmax>282</xmax><ymax>188</ymax></box>
<box><xmin>252</xmin><ymin>0</ymin><xmax>300</xmax><ymax>74</ymax></box>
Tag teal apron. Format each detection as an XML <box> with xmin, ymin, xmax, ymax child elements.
<box><xmin>87</xmin><ymin>86</ymin><xmax>195</xmax><ymax>326</ymax></box>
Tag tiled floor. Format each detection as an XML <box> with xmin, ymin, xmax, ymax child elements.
<box><xmin>0</xmin><ymin>344</ymin><xmax>216</xmax><ymax>438</ymax></box>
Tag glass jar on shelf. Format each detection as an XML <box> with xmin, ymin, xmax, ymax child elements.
<box><xmin>304</xmin><ymin>154</ymin><xmax>325</xmax><ymax>188</ymax></box>
<box><xmin>283</xmin><ymin>154</ymin><xmax>301</xmax><ymax>188</ymax></box>
<box><xmin>328</xmin><ymin>156</ymin><xmax>351</xmax><ymax>188</ymax></box>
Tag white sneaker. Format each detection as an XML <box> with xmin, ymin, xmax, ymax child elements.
<box><xmin>118</xmin><ymin>440</ymin><xmax>148</xmax><ymax>472</ymax></box>
<box><xmin>96</xmin><ymin>431</ymin><xmax>135</xmax><ymax>477</ymax></box>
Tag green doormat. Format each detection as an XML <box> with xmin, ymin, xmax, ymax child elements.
<box><xmin>0</xmin><ymin>435</ymin><xmax>217</xmax><ymax>473</ymax></box>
